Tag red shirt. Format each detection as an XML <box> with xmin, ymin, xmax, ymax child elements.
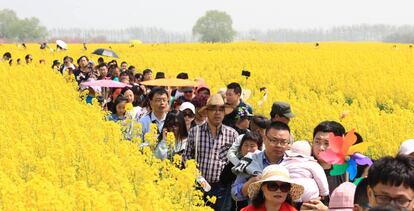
<box><xmin>241</xmin><ymin>202</ymin><xmax>297</xmax><ymax>211</ymax></box>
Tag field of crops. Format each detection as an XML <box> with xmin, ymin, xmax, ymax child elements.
<box><xmin>1</xmin><ymin>42</ymin><xmax>414</xmax><ymax>209</ymax></box>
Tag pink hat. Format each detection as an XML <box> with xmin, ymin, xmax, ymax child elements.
<box><xmin>196</xmin><ymin>84</ymin><xmax>210</xmax><ymax>94</ymax></box>
<box><xmin>329</xmin><ymin>182</ymin><xmax>356</xmax><ymax>211</ymax></box>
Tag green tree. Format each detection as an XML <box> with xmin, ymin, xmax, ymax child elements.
<box><xmin>0</xmin><ymin>9</ymin><xmax>47</xmax><ymax>42</ymax></box>
<box><xmin>192</xmin><ymin>10</ymin><xmax>236</xmax><ymax>42</ymax></box>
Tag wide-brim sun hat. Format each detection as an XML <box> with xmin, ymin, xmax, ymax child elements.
<box><xmin>248</xmin><ymin>164</ymin><xmax>304</xmax><ymax>201</ymax></box>
<box><xmin>198</xmin><ymin>94</ymin><xmax>233</xmax><ymax>115</ymax></box>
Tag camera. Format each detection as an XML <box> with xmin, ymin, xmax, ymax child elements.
<box><xmin>241</xmin><ymin>70</ymin><xmax>251</xmax><ymax>77</ymax></box>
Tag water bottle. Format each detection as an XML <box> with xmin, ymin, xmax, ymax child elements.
<box><xmin>196</xmin><ymin>176</ymin><xmax>211</xmax><ymax>192</ymax></box>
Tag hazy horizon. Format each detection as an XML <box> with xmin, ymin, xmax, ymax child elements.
<box><xmin>2</xmin><ymin>0</ymin><xmax>414</xmax><ymax>32</ymax></box>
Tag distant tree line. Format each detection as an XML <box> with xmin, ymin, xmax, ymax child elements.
<box><xmin>48</xmin><ymin>27</ymin><xmax>193</xmax><ymax>43</ymax></box>
<box><xmin>49</xmin><ymin>24</ymin><xmax>414</xmax><ymax>43</ymax></box>
<box><xmin>237</xmin><ymin>24</ymin><xmax>414</xmax><ymax>43</ymax></box>
<box><xmin>2</xmin><ymin>8</ymin><xmax>414</xmax><ymax>43</ymax></box>
<box><xmin>0</xmin><ymin>9</ymin><xmax>47</xmax><ymax>42</ymax></box>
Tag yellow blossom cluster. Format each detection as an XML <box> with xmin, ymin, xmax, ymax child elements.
<box><xmin>0</xmin><ymin>58</ymin><xmax>210</xmax><ymax>210</ymax></box>
<box><xmin>47</xmin><ymin>42</ymin><xmax>411</xmax><ymax>159</ymax></box>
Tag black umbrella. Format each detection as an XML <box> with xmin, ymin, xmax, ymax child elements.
<box><xmin>92</xmin><ymin>48</ymin><xmax>119</xmax><ymax>58</ymax></box>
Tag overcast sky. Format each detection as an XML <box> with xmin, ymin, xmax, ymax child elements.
<box><xmin>2</xmin><ymin>0</ymin><xmax>414</xmax><ymax>31</ymax></box>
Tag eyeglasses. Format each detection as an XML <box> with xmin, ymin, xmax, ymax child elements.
<box><xmin>266</xmin><ymin>136</ymin><xmax>289</xmax><ymax>146</ymax></box>
<box><xmin>372</xmin><ymin>190</ymin><xmax>413</xmax><ymax>208</ymax></box>
<box><xmin>207</xmin><ymin>106</ymin><xmax>225</xmax><ymax>113</ymax></box>
<box><xmin>153</xmin><ymin>98</ymin><xmax>168</xmax><ymax>103</ymax></box>
<box><xmin>264</xmin><ymin>182</ymin><xmax>291</xmax><ymax>193</ymax></box>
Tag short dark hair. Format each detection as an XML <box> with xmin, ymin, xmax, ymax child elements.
<box><xmin>176</xmin><ymin>72</ymin><xmax>189</xmax><ymax>79</ymax></box>
<box><xmin>98</xmin><ymin>63</ymin><xmax>107</xmax><ymax>68</ymax></box>
<box><xmin>76</xmin><ymin>56</ymin><xmax>89</xmax><ymax>65</ymax></box>
<box><xmin>120</xmin><ymin>86</ymin><xmax>133</xmax><ymax>95</ymax></box>
<box><xmin>120</xmin><ymin>72</ymin><xmax>129</xmax><ymax>77</ymax></box>
<box><xmin>3</xmin><ymin>52</ymin><xmax>11</xmax><ymax>59</ymax></box>
<box><xmin>134</xmin><ymin>73</ymin><xmax>143</xmax><ymax>81</ymax></box>
<box><xmin>98</xmin><ymin>57</ymin><xmax>104</xmax><ymax>63</ymax></box>
<box><xmin>312</xmin><ymin>121</ymin><xmax>345</xmax><ymax>138</ymax></box>
<box><xmin>251</xmin><ymin>115</ymin><xmax>270</xmax><ymax>129</ymax></box>
<box><xmin>239</xmin><ymin>132</ymin><xmax>263</xmax><ymax>151</ymax></box>
<box><xmin>148</xmin><ymin>87</ymin><xmax>168</xmax><ymax>101</ymax></box>
<box><xmin>155</xmin><ymin>72</ymin><xmax>165</xmax><ymax>79</ymax></box>
<box><xmin>143</xmin><ymin>69</ymin><xmax>152</xmax><ymax>75</ymax></box>
<box><xmin>227</xmin><ymin>82</ymin><xmax>242</xmax><ymax>95</ymax></box>
<box><xmin>354</xmin><ymin>178</ymin><xmax>369</xmax><ymax>208</ymax></box>
<box><xmin>368</xmin><ymin>155</ymin><xmax>414</xmax><ymax>191</ymax></box>
<box><xmin>266</xmin><ymin>121</ymin><xmax>290</xmax><ymax>134</ymax></box>
<box><xmin>121</xmin><ymin>61</ymin><xmax>127</xmax><ymax>66</ymax></box>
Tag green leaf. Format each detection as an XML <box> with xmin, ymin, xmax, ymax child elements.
<box><xmin>330</xmin><ymin>163</ymin><xmax>349</xmax><ymax>176</ymax></box>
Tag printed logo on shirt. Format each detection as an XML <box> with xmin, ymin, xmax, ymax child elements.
<box><xmin>233</xmin><ymin>157</ymin><xmax>253</xmax><ymax>173</ymax></box>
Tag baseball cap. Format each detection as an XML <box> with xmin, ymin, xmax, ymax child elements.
<box><xmin>270</xmin><ymin>102</ymin><xmax>295</xmax><ymax>118</ymax></box>
<box><xmin>399</xmin><ymin>139</ymin><xmax>414</xmax><ymax>155</ymax></box>
<box><xmin>179</xmin><ymin>102</ymin><xmax>195</xmax><ymax>114</ymax></box>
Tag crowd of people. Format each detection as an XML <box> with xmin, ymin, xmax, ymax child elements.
<box><xmin>3</xmin><ymin>51</ymin><xmax>414</xmax><ymax>211</ymax></box>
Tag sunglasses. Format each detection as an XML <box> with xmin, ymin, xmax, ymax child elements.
<box><xmin>165</xmin><ymin>122</ymin><xmax>179</xmax><ymax>129</ymax></box>
<box><xmin>264</xmin><ymin>182</ymin><xmax>291</xmax><ymax>193</ymax></box>
<box><xmin>182</xmin><ymin>111</ymin><xmax>195</xmax><ymax>118</ymax></box>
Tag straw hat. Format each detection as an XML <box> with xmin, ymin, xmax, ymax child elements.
<box><xmin>198</xmin><ymin>94</ymin><xmax>233</xmax><ymax>115</ymax></box>
<box><xmin>248</xmin><ymin>165</ymin><xmax>304</xmax><ymax>201</ymax></box>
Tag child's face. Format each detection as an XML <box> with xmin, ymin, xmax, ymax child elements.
<box><xmin>116</xmin><ymin>102</ymin><xmax>127</xmax><ymax>116</ymax></box>
<box><xmin>241</xmin><ymin>140</ymin><xmax>259</xmax><ymax>156</ymax></box>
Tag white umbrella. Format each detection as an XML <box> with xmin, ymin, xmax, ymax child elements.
<box><xmin>56</xmin><ymin>40</ymin><xmax>68</xmax><ymax>49</ymax></box>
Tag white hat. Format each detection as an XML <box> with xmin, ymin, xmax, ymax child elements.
<box><xmin>399</xmin><ymin>139</ymin><xmax>414</xmax><ymax>155</ymax></box>
<box><xmin>179</xmin><ymin>102</ymin><xmax>195</xmax><ymax>114</ymax></box>
<box><xmin>248</xmin><ymin>165</ymin><xmax>304</xmax><ymax>201</ymax></box>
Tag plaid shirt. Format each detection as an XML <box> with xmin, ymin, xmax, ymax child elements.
<box><xmin>184</xmin><ymin>122</ymin><xmax>238</xmax><ymax>183</ymax></box>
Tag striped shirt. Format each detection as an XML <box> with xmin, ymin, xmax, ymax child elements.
<box><xmin>184</xmin><ymin>122</ymin><xmax>239</xmax><ymax>183</ymax></box>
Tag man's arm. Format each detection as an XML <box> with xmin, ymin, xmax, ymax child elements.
<box><xmin>231</xmin><ymin>174</ymin><xmax>260</xmax><ymax>201</ymax></box>
<box><xmin>227</xmin><ymin>134</ymin><xmax>245</xmax><ymax>165</ymax></box>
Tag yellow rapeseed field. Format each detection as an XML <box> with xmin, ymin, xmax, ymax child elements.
<box><xmin>1</xmin><ymin>42</ymin><xmax>414</xmax><ymax>209</ymax></box>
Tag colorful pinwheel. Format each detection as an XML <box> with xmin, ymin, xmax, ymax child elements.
<box><xmin>319</xmin><ymin>129</ymin><xmax>373</xmax><ymax>180</ymax></box>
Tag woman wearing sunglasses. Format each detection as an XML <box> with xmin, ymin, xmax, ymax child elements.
<box><xmin>242</xmin><ymin>165</ymin><xmax>304</xmax><ymax>211</ymax></box>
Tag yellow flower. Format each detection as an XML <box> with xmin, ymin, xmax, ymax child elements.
<box><xmin>166</xmin><ymin>132</ymin><xmax>175</xmax><ymax>148</ymax></box>
<box><xmin>125</xmin><ymin>103</ymin><xmax>133</xmax><ymax>112</ymax></box>
<box><xmin>206</xmin><ymin>195</ymin><xmax>217</xmax><ymax>204</ymax></box>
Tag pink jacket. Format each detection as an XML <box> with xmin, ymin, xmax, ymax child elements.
<box><xmin>282</xmin><ymin>156</ymin><xmax>329</xmax><ymax>202</ymax></box>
